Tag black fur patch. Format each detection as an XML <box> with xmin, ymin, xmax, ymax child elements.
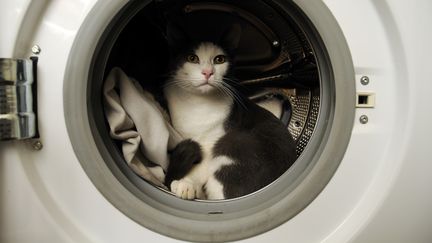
<box><xmin>165</xmin><ymin>139</ymin><xmax>203</xmax><ymax>188</ymax></box>
<box><xmin>213</xmin><ymin>99</ymin><xmax>297</xmax><ymax>198</ymax></box>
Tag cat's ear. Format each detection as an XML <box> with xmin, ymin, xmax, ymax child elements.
<box><xmin>165</xmin><ymin>21</ymin><xmax>189</xmax><ymax>49</ymax></box>
<box><xmin>219</xmin><ymin>24</ymin><xmax>242</xmax><ymax>52</ymax></box>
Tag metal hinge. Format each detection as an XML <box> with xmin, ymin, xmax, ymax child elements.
<box><xmin>0</xmin><ymin>57</ymin><xmax>38</xmax><ymax>140</ymax></box>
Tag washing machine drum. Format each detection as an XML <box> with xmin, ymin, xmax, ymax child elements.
<box><xmin>66</xmin><ymin>0</ymin><xmax>355</xmax><ymax>241</ymax></box>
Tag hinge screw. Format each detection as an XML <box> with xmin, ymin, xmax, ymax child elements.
<box><xmin>32</xmin><ymin>140</ymin><xmax>43</xmax><ymax>150</ymax></box>
<box><xmin>360</xmin><ymin>76</ymin><xmax>370</xmax><ymax>85</ymax></box>
<box><xmin>31</xmin><ymin>45</ymin><xmax>41</xmax><ymax>55</ymax></box>
<box><xmin>359</xmin><ymin>115</ymin><xmax>369</xmax><ymax>124</ymax></box>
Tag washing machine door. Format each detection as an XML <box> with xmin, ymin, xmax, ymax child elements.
<box><xmin>1</xmin><ymin>0</ymin><xmax>432</xmax><ymax>243</ymax></box>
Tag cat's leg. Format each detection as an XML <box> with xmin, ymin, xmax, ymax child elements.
<box><xmin>204</xmin><ymin>155</ymin><xmax>235</xmax><ymax>200</ymax></box>
<box><xmin>169</xmin><ymin>154</ymin><xmax>233</xmax><ymax>200</ymax></box>
<box><xmin>170</xmin><ymin>162</ymin><xmax>207</xmax><ymax>200</ymax></box>
<box><xmin>166</xmin><ymin>139</ymin><xmax>202</xmax><ymax>185</ymax></box>
<box><xmin>167</xmin><ymin>139</ymin><xmax>207</xmax><ymax>200</ymax></box>
<box><xmin>205</xmin><ymin>176</ymin><xmax>225</xmax><ymax>200</ymax></box>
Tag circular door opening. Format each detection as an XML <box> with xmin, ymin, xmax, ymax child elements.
<box><xmin>64</xmin><ymin>0</ymin><xmax>355</xmax><ymax>241</ymax></box>
<box><xmin>94</xmin><ymin>0</ymin><xmax>324</xmax><ymax>200</ymax></box>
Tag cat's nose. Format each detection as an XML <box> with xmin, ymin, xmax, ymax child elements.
<box><xmin>201</xmin><ymin>69</ymin><xmax>214</xmax><ymax>80</ymax></box>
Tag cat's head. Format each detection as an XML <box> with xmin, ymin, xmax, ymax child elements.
<box><xmin>166</xmin><ymin>24</ymin><xmax>242</xmax><ymax>94</ymax></box>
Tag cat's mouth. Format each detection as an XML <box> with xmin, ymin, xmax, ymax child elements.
<box><xmin>196</xmin><ymin>82</ymin><xmax>211</xmax><ymax>87</ymax></box>
<box><xmin>195</xmin><ymin>79</ymin><xmax>213</xmax><ymax>87</ymax></box>
<box><xmin>194</xmin><ymin>81</ymin><xmax>217</xmax><ymax>92</ymax></box>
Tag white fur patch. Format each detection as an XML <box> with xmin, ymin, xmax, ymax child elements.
<box><xmin>205</xmin><ymin>176</ymin><xmax>226</xmax><ymax>200</ymax></box>
<box><xmin>205</xmin><ymin>156</ymin><xmax>235</xmax><ymax>200</ymax></box>
<box><xmin>207</xmin><ymin>155</ymin><xmax>234</xmax><ymax>174</ymax></box>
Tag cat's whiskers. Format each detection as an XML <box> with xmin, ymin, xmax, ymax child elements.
<box><xmin>213</xmin><ymin>84</ymin><xmax>233</xmax><ymax>101</ymax></box>
<box><xmin>167</xmin><ymin>73</ymin><xmax>247</xmax><ymax>110</ymax></box>
<box><xmin>164</xmin><ymin>79</ymin><xmax>196</xmax><ymax>92</ymax></box>
<box><xmin>212</xmin><ymin>80</ymin><xmax>247</xmax><ymax>110</ymax></box>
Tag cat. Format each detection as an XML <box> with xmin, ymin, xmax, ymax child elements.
<box><xmin>164</xmin><ymin>24</ymin><xmax>297</xmax><ymax>200</ymax></box>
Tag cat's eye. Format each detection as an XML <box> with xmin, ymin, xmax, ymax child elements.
<box><xmin>213</xmin><ymin>55</ymin><xmax>226</xmax><ymax>64</ymax></box>
<box><xmin>187</xmin><ymin>54</ymin><xmax>200</xmax><ymax>63</ymax></box>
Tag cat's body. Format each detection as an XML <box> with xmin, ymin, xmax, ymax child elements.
<box><xmin>165</xmin><ymin>77</ymin><xmax>232</xmax><ymax>199</ymax></box>
<box><xmin>164</xmin><ymin>26</ymin><xmax>296</xmax><ymax>200</ymax></box>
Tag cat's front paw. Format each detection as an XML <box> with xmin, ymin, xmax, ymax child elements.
<box><xmin>170</xmin><ymin>179</ymin><xmax>203</xmax><ymax>200</ymax></box>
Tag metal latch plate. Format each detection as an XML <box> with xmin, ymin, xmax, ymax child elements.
<box><xmin>0</xmin><ymin>58</ymin><xmax>37</xmax><ymax>140</ymax></box>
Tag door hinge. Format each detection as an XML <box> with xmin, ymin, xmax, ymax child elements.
<box><xmin>0</xmin><ymin>57</ymin><xmax>38</xmax><ymax>140</ymax></box>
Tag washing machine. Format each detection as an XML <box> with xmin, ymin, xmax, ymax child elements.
<box><xmin>1</xmin><ymin>0</ymin><xmax>432</xmax><ymax>242</ymax></box>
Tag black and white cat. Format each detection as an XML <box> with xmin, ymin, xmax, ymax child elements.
<box><xmin>164</xmin><ymin>25</ymin><xmax>296</xmax><ymax>200</ymax></box>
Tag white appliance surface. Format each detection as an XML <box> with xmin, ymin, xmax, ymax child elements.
<box><xmin>1</xmin><ymin>0</ymin><xmax>431</xmax><ymax>242</ymax></box>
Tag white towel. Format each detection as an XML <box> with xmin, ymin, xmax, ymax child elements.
<box><xmin>103</xmin><ymin>68</ymin><xmax>182</xmax><ymax>188</ymax></box>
